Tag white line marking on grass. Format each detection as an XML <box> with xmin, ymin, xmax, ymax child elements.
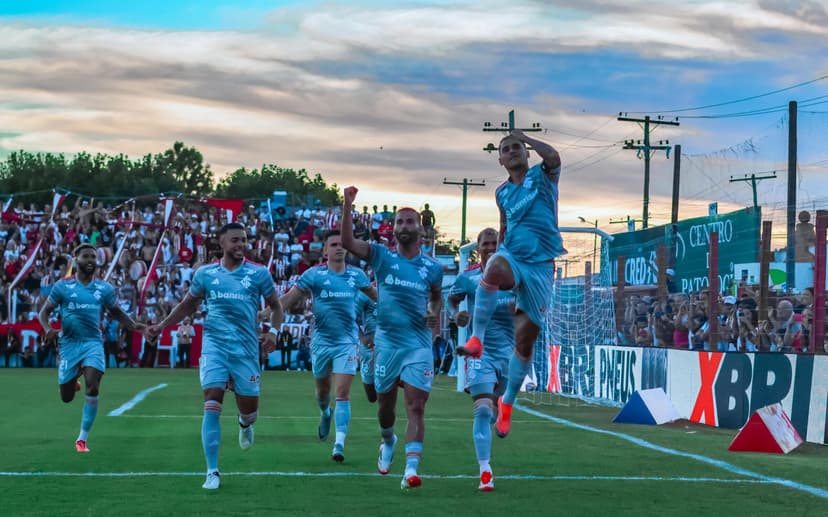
<box><xmin>515</xmin><ymin>404</ymin><xmax>828</xmax><ymax>500</ymax></box>
<box><xmin>107</xmin><ymin>384</ymin><xmax>168</xmax><ymax>416</ymax></box>
<box><xmin>114</xmin><ymin>414</ymin><xmax>540</xmax><ymax>423</ymax></box>
<box><xmin>0</xmin><ymin>471</ymin><xmax>772</xmax><ymax>483</ymax></box>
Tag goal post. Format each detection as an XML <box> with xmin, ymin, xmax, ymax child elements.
<box><xmin>453</xmin><ymin>227</ymin><xmax>616</xmax><ymax>405</ymax></box>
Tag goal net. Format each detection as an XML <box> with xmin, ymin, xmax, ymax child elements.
<box><xmin>455</xmin><ymin>227</ymin><xmax>617</xmax><ymax>407</ymax></box>
<box><xmin>521</xmin><ymin>227</ymin><xmax>617</xmax><ymax>407</ymax></box>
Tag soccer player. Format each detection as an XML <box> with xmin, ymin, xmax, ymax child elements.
<box><xmin>341</xmin><ymin>186</ymin><xmax>444</xmax><ymax>490</ymax></box>
<box><xmin>279</xmin><ymin>230</ymin><xmax>377</xmax><ymax>462</ymax></box>
<box><xmin>456</xmin><ymin>129</ymin><xmax>565</xmax><ymax>438</ymax></box>
<box><xmin>356</xmin><ymin>289</ymin><xmax>378</xmax><ymax>403</ymax></box>
<box><xmin>37</xmin><ymin>243</ymin><xmax>144</xmax><ymax>453</ymax></box>
<box><xmin>145</xmin><ymin>223</ymin><xmax>283</xmax><ymax>490</ymax></box>
<box><xmin>447</xmin><ymin>228</ymin><xmax>514</xmax><ymax>491</ymax></box>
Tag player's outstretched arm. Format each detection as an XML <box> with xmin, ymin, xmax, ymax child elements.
<box><xmin>148</xmin><ymin>294</ymin><xmax>201</xmax><ymax>338</ymax></box>
<box><xmin>107</xmin><ymin>305</ymin><xmax>143</xmax><ymax>333</ymax></box>
<box><xmin>341</xmin><ymin>186</ymin><xmax>372</xmax><ymax>261</ymax></box>
<box><xmin>279</xmin><ymin>286</ymin><xmax>308</xmax><ymax>313</ymax></box>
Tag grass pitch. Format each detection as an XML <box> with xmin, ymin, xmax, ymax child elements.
<box><xmin>2</xmin><ymin>368</ymin><xmax>826</xmax><ymax>516</ymax></box>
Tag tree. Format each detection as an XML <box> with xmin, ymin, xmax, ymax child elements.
<box><xmin>214</xmin><ymin>164</ymin><xmax>339</xmax><ymax>205</ymax></box>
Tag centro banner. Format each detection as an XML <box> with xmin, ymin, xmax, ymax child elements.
<box><xmin>607</xmin><ymin>207</ymin><xmax>761</xmax><ymax>293</ymax></box>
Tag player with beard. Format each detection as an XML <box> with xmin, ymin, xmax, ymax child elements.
<box><xmin>456</xmin><ymin>130</ymin><xmax>566</xmax><ymax>439</ymax></box>
<box><xmin>279</xmin><ymin>230</ymin><xmax>377</xmax><ymax>462</ymax></box>
<box><xmin>340</xmin><ymin>187</ymin><xmax>443</xmax><ymax>490</ymax></box>
<box><xmin>145</xmin><ymin>223</ymin><xmax>283</xmax><ymax>490</ymax></box>
<box><xmin>38</xmin><ymin>244</ymin><xmax>144</xmax><ymax>453</ymax></box>
<box><xmin>447</xmin><ymin>228</ymin><xmax>515</xmax><ymax>491</ymax></box>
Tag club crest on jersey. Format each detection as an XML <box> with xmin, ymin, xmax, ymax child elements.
<box><xmin>240</xmin><ymin>275</ymin><xmax>252</xmax><ymax>289</ymax></box>
<box><xmin>93</xmin><ymin>290</ymin><xmax>102</xmax><ymax>300</ymax></box>
<box><xmin>418</xmin><ymin>266</ymin><xmax>429</xmax><ymax>279</ymax></box>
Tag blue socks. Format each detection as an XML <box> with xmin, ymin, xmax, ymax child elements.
<box><xmin>471</xmin><ymin>280</ymin><xmax>499</xmax><ymax>341</ymax></box>
<box><xmin>472</xmin><ymin>400</ymin><xmax>493</xmax><ymax>464</ymax></box>
<box><xmin>202</xmin><ymin>400</ymin><xmax>222</xmax><ymax>472</ymax></box>
<box><xmin>334</xmin><ymin>398</ymin><xmax>350</xmax><ymax>446</ymax></box>
<box><xmin>78</xmin><ymin>395</ymin><xmax>98</xmax><ymax>441</ymax></box>
<box><xmin>405</xmin><ymin>441</ymin><xmax>423</xmax><ymax>473</ymax></box>
<box><xmin>502</xmin><ymin>354</ymin><xmax>532</xmax><ymax>405</ymax></box>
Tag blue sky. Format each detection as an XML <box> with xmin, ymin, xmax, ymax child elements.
<box><xmin>0</xmin><ymin>0</ymin><xmax>827</xmax><ymax>243</ymax></box>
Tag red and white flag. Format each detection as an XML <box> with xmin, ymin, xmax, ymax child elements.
<box><xmin>138</xmin><ymin>199</ymin><xmax>175</xmax><ymax>314</ymax></box>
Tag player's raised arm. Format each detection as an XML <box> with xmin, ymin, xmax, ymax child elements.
<box><xmin>341</xmin><ymin>186</ymin><xmax>372</xmax><ymax>261</ymax></box>
<box><xmin>512</xmin><ymin>129</ymin><xmax>560</xmax><ymax>177</ymax></box>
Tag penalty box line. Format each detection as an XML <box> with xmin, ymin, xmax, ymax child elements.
<box><xmin>515</xmin><ymin>404</ymin><xmax>828</xmax><ymax>501</ymax></box>
<box><xmin>0</xmin><ymin>471</ymin><xmax>772</xmax><ymax>484</ymax></box>
<box><xmin>107</xmin><ymin>384</ymin><xmax>168</xmax><ymax>417</ymax></box>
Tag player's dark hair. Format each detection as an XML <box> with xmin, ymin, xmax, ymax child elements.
<box><xmin>323</xmin><ymin>229</ymin><xmax>341</xmax><ymax>241</ymax></box>
<box><xmin>498</xmin><ymin>135</ymin><xmax>525</xmax><ymax>155</ymax></box>
<box><xmin>218</xmin><ymin>222</ymin><xmax>246</xmax><ymax>237</ymax></box>
<box><xmin>73</xmin><ymin>243</ymin><xmax>96</xmax><ymax>257</ymax></box>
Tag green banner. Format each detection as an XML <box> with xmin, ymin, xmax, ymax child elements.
<box><xmin>608</xmin><ymin>208</ymin><xmax>761</xmax><ymax>293</ymax></box>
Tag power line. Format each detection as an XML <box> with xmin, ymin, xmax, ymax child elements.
<box><xmin>624</xmin><ymin>73</ymin><xmax>828</xmax><ymax>114</ymax></box>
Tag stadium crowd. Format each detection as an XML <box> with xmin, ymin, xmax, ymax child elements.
<box><xmin>618</xmin><ymin>286</ymin><xmax>827</xmax><ymax>353</ymax></box>
<box><xmin>0</xmin><ymin>197</ymin><xmax>437</xmax><ymax>368</ymax></box>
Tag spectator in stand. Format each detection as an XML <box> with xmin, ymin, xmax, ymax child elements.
<box><xmin>378</xmin><ymin>218</ymin><xmax>393</xmax><ymax>247</ymax></box>
<box><xmin>176</xmin><ymin>317</ymin><xmax>196</xmax><ymax>368</ymax></box>
<box><xmin>420</xmin><ymin>203</ymin><xmax>435</xmax><ymax>240</ymax></box>
<box><xmin>688</xmin><ymin>313</ymin><xmax>709</xmax><ymax>351</ymax></box>
<box><xmin>371</xmin><ymin>205</ymin><xmax>382</xmax><ymax>240</ymax></box>
<box><xmin>795</xmin><ymin>211</ymin><xmax>815</xmax><ymax>263</ymax></box>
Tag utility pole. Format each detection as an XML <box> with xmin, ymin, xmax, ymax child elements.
<box><xmin>729</xmin><ymin>172</ymin><xmax>777</xmax><ymax>211</ymax></box>
<box><xmin>617</xmin><ymin>114</ymin><xmax>680</xmax><ymax>229</ymax></box>
<box><xmin>610</xmin><ymin>215</ymin><xmax>644</xmax><ymax>233</ymax></box>
<box><xmin>578</xmin><ymin>216</ymin><xmax>599</xmax><ymax>267</ymax></box>
<box><xmin>787</xmin><ymin>100</ymin><xmax>797</xmax><ymax>292</ymax></box>
<box><xmin>443</xmin><ymin>178</ymin><xmax>485</xmax><ymax>244</ymax></box>
<box><xmin>483</xmin><ymin>109</ymin><xmax>542</xmax><ymax>152</ymax></box>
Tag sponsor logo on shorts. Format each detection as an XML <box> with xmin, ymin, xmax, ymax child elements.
<box><xmin>424</xmin><ymin>369</ymin><xmax>433</xmax><ymax>378</ymax></box>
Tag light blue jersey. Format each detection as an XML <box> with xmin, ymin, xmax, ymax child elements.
<box><xmin>369</xmin><ymin>243</ymin><xmax>443</xmax><ymax>351</ymax></box>
<box><xmin>190</xmin><ymin>260</ymin><xmax>275</xmax><ymax>359</ymax></box>
<box><xmin>49</xmin><ymin>278</ymin><xmax>117</xmax><ymax>343</ymax></box>
<box><xmin>496</xmin><ymin>163</ymin><xmax>566</xmax><ymax>263</ymax></box>
<box><xmin>297</xmin><ymin>264</ymin><xmax>370</xmax><ymax>347</ymax></box>
<box><xmin>450</xmin><ymin>265</ymin><xmax>514</xmax><ymax>365</ymax></box>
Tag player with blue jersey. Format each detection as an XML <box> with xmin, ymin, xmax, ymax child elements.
<box><xmin>279</xmin><ymin>230</ymin><xmax>377</xmax><ymax>462</ymax></box>
<box><xmin>146</xmin><ymin>223</ymin><xmax>283</xmax><ymax>490</ymax></box>
<box><xmin>38</xmin><ymin>244</ymin><xmax>143</xmax><ymax>453</ymax></box>
<box><xmin>456</xmin><ymin>130</ymin><xmax>565</xmax><ymax>439</ymax></box>
<box><xmin>448</xmin><ymin>228</ymin><xmax>515</xmax><ymax>491</ymax></box>
<box><xmin>341</xmin><ymin>186</ymin><xmax>443</xmax><ymax>490</ymax></box>
<box><xmin>356</xmin><ymin>289</ymin><xmax>378</xmax><ymax>403</ymax></box>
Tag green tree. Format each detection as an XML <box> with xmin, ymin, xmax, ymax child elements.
<box><xmin>215</xmin><ymin>164</ymin><xmax>339</xmax><ymax>205</ymax></box>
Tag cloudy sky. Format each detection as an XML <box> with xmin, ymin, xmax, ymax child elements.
<box><xmin>1</xmin><ymin>0</ymin><xmax>827</xmax><ymax>245</ymax></box>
